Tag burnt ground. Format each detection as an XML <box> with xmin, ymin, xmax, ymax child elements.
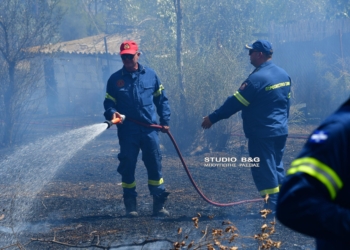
<box><xmin>0</xmin><ymin>116</ymin><xmax>316</xmax><ymax>250</ymax></box>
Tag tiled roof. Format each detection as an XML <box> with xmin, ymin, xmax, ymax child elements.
<box><xmin>29</xmin><ymin>32</ymin><xmax>141</xmax><ymax>55</ymax></box>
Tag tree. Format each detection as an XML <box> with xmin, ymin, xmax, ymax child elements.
<box><xmin>140</xmin><ymin>0</ymin><xmax>257</xmax><ymax>153</ymax></box>
<box><xmin>0</xmin><ymin>0</ymin><xmax>63</xmax><ymax>147</ymax></box>
<box><xmin>127</xmin><ymin>0</ymin><xmax>348</xmax><ymax>148</ymax></box>
<box><xmin>47</xmin><ymin>0</ymin><xmax>349</xmax><ymax>151</ymax></box>
<box><xmin>58</xmin><ymin>0</ymin><xmax>105</xmax><ymax>41</ymax></box>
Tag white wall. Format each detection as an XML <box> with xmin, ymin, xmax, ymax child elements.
<box><xmin>52</xmin><ymin>54</ymin><xmax>123</xmax><ymax>115</ymax></box>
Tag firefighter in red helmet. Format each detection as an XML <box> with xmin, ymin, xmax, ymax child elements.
<box><xmin>104</xmin><ymin>40</ymin><xmax>171</xmax><ymax>217</ymax></box>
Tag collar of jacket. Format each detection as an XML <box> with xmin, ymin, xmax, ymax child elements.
<box><xmin>257</xmin><ymin>60</ymin><xmax>272</xmax><ymax>70</ymax></box>
<box><xmin>251</xmin><ymin>60</ymin><xmax>273</xmax><ymax>75</ymax></box>
<box><xmin>122</xmin><ymin>63</ymin><xmax>146</xmax><ymax>76</ymax></box>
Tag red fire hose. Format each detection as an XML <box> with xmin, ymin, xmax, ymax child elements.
<box><xmin>106</xmin><ymin>117</ymin><xmax>264</xmax><ymax>207</ymax></box>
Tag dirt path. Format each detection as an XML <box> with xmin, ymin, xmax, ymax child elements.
<box><xmin>0</xmin><ymin>122</ymin><xmax>315</xmax><ymax>249</ymax></box>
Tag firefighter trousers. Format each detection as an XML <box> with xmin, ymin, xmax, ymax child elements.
<box><xmin>117</xmin><ymin>129</ymin><xmax>165</xmax><ymax>197</ymax></box>
<box><xmin>248</xmin><ymin>135</ymin><xmax>287</xmax><ymax>197</ymax></box>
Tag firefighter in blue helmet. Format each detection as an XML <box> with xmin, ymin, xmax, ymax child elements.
<box><xmin>103</xmin><ymin>40</ymin><xmax>171</xmax><ymax>217</ymax></box>
<box><xmin>276</xmin><ymin>97</ymin><xmax>350</xmax><ymax>249</ymax></box>
<box><xmin>202</xmin><ymin>40</ymin><xmax>291</xmax><ymax>213</ymax></box>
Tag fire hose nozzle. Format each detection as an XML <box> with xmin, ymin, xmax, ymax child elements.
<box><xmin>104</xmin><ymin>115</ymin><xmax>126</xmax><ymax>129</ymax></box>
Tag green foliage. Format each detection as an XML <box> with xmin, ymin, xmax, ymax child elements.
<box><xmin>309</xmin><ymin>52</ymin><xmax>350</xmax><ymax>120</ymax></box>
<box><xmin>58</xmin><ymin>0</ymin><xmax>105</xmax><ymax>41</ymax></box>
<box><xmin>255</xmin><ymin>0</ymin><xmax>329</xmax><ymax>23</ymax></box>
<box><xmin>328</xmin><ymin>0</ymin><xmax>350</xmax><ymax>19</ymax></box>
<box><xmin>4</xmin><ymin>0</ymin><xmax>348</xmax><ymax>149</ymax></box>
<box><xmin>120</xmin><ymin>0</ymin><xmax>350</xmax><ymax>152</ymax></box>
<box><xmin>289</xmin><ymin>104</ymin><xmax>306</xmax><ymax>125</ymax></box>
<box><xmin>139</xmin><ymin>0</ymin><xmax>257</xmax><ymax>152</ymax></box>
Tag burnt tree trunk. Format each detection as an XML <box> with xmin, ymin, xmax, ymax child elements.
<box><xmin>174</xmin><ymin>0</ymin><xmax>192</xmax><ymax>150</ymax></box>
<box><xmin>2</xmin><ymin>62</ymin><xmax>15</xmax><ymax>146</ymax></box>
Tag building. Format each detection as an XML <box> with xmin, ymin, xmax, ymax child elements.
<box><xmin>30</xmin><ymin>33</ymin><xmax>140</xmax><ymax>115</ymax></box>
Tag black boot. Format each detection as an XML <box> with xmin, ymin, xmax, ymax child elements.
<box><xmin>152</xmin><ymin>192</ymin><xmax>170</xmax><ymax>216</ymax></box>
<box><xmin>123</xmin><ymin>196</ymin><xmax>138</xmax><ymax>217</ymax></box>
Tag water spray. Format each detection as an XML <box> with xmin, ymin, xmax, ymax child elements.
<box><xmin>0</xmin><ymin>123</ymin><xmax>108</xmax><ymax>239</ymax></box>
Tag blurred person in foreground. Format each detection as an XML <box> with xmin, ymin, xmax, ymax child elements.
<box><xmin>201</xmin><ymin>40</ymin><xmax>291</xmax><ymax>213</ymax></box>
<box><xmin>103</xmin><ymin>40</ymin><xmax>171</xmax><ymax>217</ymax></box>
<box><xmin>276</xmin><ymin>97</ymin><xmax>350</xmax><ymax>249</ymax></box>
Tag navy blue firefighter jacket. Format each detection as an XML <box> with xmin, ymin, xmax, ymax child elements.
<box><xmin>103</xmin><ymin>63</ymin><xmax>170</xmax><ymax>131</ymax></box>
<box><xmin>209</xmin><ymin>61</ymin><xmax>291</xmax><ymax>138</ymax></box>
<box><xmin>276</xmin><ymin>99</ymin><xmax>350</xmax><ymax>250</ymax></box>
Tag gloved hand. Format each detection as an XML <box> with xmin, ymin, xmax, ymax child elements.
<box><xmin>160</xmin><ymin>126</ymin><xmax>169</xmax><ymax>133</ymax></box>
<box><xmin>112</xmin><ymin>112</ymin><xmax>125</xmax><ymax>124</ymax></box>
